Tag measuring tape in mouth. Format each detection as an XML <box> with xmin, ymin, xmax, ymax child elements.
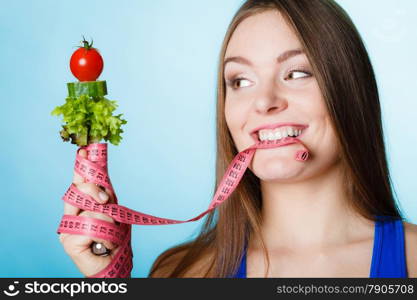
<box><xmin>56</xmin><ymin>137</ymin><xmax>309</xmax><ymax>278</ymax></box>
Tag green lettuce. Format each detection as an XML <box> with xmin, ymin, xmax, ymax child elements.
<box><xmin>51</xmin><ymin>95</ymin><xmax>127</xmax><ymax>146</ymax></box>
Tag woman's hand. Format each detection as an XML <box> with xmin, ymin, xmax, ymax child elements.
<box><xmin>58</xmin><ymin>149</ymin><xmax>119</xmax><ymax>277</ymax></box>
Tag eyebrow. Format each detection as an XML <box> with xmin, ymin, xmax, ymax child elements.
<box><xmin>224</xmin><ymin>48</ymin><xmax>304</xmax><ymax>67</ymax></box>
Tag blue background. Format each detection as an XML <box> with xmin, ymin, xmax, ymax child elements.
<box><xmin>0</xmin><ymin>0</ymin><xmax>416</xmax><ymax>277</ymax></box>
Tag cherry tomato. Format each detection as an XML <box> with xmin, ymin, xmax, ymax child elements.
<box><xmin>70</xmin><ymin>37</ymin><xmax>104</xmax><ymax>81</ymax></box>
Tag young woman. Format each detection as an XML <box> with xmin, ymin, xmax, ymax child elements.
<box><xmin>59</xmin><ymin>0</ymin><xmax>417</xmax><ymax>278</ymax></box>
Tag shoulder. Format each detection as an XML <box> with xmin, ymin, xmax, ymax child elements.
<box><xmin>403</xmin><ymin>221</ymin><xmax>417</xmax><ymax>277</ymax></box>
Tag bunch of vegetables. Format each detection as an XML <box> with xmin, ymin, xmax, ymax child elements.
<box><xmin>51</xmin><ymin>37</ymin><xmax>127</xmax><ymax>146</ymax></box>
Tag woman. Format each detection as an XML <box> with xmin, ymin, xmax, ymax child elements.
<box><xmin>59</xmin><ymin>0</ymin><xmax>417</xmax><ymax>277</ymax></box>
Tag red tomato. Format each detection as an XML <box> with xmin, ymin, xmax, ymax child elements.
<box><xmin>70</xmin><ymin>37</ymin><xmax>104</xmax><ymax>81</ymax></box>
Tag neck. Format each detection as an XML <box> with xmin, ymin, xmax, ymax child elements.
<box><xmin>252</xmin><ymin>163</ymin><xmax>371</xmax><ymax>252</ymax></box>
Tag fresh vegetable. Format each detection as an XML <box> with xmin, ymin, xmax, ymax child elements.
<box><xmin>67</xmin><ymin>80</ymin><xmax>107</xmax><ymax>98</ymax></box>
<box><xmin>51</xmin><ymin>92</ymin><xmax>127</xmax><ymax>146</ymax></box>
<box><xmin>51</xmin><ymin>38</ymin><xmax>127</xmax><ymax>147</ymax></box>
<box><xmin>70</xmin><ymin>37</ymin><xmax>104</xmax><ymax>81</ymax></box>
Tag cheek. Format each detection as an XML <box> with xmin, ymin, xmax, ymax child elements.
<box><xmin>297</xmin><ymin>82</ymin><xmax>341</xmax><ymax>166</ymax></box>
<box><xmin>321</xmin><ymin>121</ymin><xmax>341</xmax><ymax>158</ymax></box>
<box><xmin>225</xmin><ymin>99</ymin><xmax>247</xmax><ymax>143</ymax></box>
<box><xmin>307</xmin><ymin>114</ymin><xmax>342</xmax><ymax>175</ymax></box>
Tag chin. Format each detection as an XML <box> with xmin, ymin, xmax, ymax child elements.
<box><xmin>250</xmin><ymin>158</ymin><xmax>306</xmax><ymax>182</ymax></box>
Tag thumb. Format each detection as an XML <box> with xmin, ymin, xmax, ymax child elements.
<box><xmin>79</xmin><ymin>148</ymin><xmax>87</xmax><ymax>159</ymax></box>
<box><xmin>73</xmin><ymin>148</ymin><xmax>88</xmax><ymax>184</ymax></box>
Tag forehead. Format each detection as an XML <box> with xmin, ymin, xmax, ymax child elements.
<box><xmin>225</xmin><ymin>10</ymin><xmax>302</xmax><ymax>64</ymax></box>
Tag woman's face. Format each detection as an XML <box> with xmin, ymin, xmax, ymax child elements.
<box><xmin>224</xmin><ymin>10</ymin><xmax>341</xmax><ymax>182</ymax></box>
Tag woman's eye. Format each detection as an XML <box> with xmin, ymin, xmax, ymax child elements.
<box><xmin>229</xmin><ymin>78</ymin><xmax>251</xmax><ymax>90</ymax></box>
<box><xmin>286</xmin><ymin>70</ymin><xmax>311</xmax><ymax>80</ymax></box>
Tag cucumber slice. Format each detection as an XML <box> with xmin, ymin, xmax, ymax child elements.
<box><xmin>67</xmin><ymin>81</ymin><xmax>107</xmax><ymax>97</ymax></box>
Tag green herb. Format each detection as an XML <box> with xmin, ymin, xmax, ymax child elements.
<box><xmin>51</xmin><ymin>95</ymin><xmax>127</xmax><ymax>146</ymax></box>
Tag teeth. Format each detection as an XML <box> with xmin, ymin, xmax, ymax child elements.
<box><xmin>258</xmin><ymin>127</ymin><xmax>303</xmax><ymax>141</ymax></box>
<box><xmin>274</xmin><ymin>131</ymin><xmax>282</xmax><ymax>139</ymax></box>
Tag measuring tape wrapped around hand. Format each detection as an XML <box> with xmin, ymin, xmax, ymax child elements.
<box><xmin>56</xmin><ymin>137</ymin><xmax>309</xmax><ymax>278</ymax></box>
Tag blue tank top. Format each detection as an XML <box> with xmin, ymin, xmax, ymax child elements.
<box><xmin>233</xmin><ymin>215</ymin><xmax>408</xmax><ymax>278</ymax></box>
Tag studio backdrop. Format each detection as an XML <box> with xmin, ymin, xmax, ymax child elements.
<box><xmin>0</xmin><ymin>0</ymin><xmax>416</xmax><ymax>277</ymax></box>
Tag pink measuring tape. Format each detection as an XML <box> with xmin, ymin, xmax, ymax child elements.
<box><xmin>57</xmin><ymin>136</ymin><xmax>309</xmax><ymax>278</ymax></box>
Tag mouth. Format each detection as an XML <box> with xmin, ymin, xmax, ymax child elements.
<box><xmin>249</xmin><ymin>123</ymin><xmax>308</xmax><ymax>143</ymax></box>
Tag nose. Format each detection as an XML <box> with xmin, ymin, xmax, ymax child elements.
<box><xmin>253</xmin><ymin>81</ymin><xmax>288</xmax><ymax>114</ymax></box>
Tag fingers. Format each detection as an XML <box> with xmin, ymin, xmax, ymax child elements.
<box><xmin>64</xmin><ymin>147</ymin><xmax>113</xmax><ymax>230</ymax></box>
<box><xmin>76</xmin><ymin>182</ymin><xmax>110</xmax><ymax>204</ymax></box>
<box><xmin>79</xmin><ymin>210</ymin><xmax>117</xmax><ymax>251</ymax></box>
<box><xmin>60</xmin><ymin>210</ymin><xmax>117</xmax><ymax>254</ymax></box>
<box><xmin>98</xmin><ymin>185</ymin><xmax>115</xmax><ymax>204</ymax></box>
<box><xmin>62</xmin><ymin>231</ymin><xmax>117</xmax><ymax>252</ymax></box>
<box><xmin>64</xmin><ymin>202</ymin><xmax>80</xmax><ymax>216</ymax></box>
<box><xmin>79</xmin><ymin>209</ymin><xmax>114</xmax><ymax>224</ymax></box>
<box><xmin>76</xmin><ymin>244</ymin><xmax>122</xmax><ymax>277</ymax></box>
<box><xmin>63</xmin><ymin>182</ymin><xmax>111</xmax><ymax>218</ymax></box>
<box><xmin>72</xmin><ymin>149</ymin><xmax>86</xmax><ymax>185</ymax></box>
<box><xmin>60</xmin><ymin>147</ymin><xmax>121</xmax><ymax>277</ymax></box>
<box><xmin>66</xmin><ymin>149</ymin><xmax>87</xmax><ymax>216</ymax></box>
<box><xmin>72</xmin><ymin>148</ymin><xmax>112</xmax><ymax>204</ymax></box>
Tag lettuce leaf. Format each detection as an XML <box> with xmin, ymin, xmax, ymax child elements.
<box><xmin>51</xmin><ymin>95</ymin><xmax>127</xmax><ymax>146</ymax></box>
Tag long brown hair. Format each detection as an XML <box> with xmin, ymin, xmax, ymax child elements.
<box><xmin>148</xmin><ymin>0</ymin><xmax>404</xmax><ymax>278</ymax></box>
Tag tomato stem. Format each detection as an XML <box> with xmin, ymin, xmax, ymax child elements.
<box><xmin>81</xmin><ymin>35</ymin><xmax>93</xmax><ymax>50</ymax></box>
